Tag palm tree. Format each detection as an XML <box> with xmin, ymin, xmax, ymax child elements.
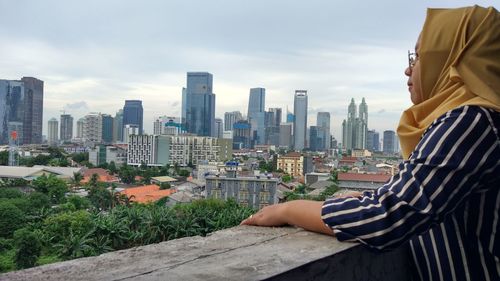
<box><xmin>55</xmin><ymin>229</ymin><xmax>94</xmax><ymax>259</ymax></box>
<box><xmin>71</xmin><ymin>172</ymin><xmax>83</xmax><ymax>188</ymax></box>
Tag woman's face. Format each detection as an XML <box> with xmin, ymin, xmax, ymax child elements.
<box><xmin>405</xmin><ymin>35</ymin><xmax>423</xmax><ymax>105</ymax></box>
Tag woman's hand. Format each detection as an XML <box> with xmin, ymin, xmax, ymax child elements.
<box><xmin>240</xmin><ymin>203</ymin><xmax>289</xmax><ymax>226</ymax></box>
<box><xmin>240</xmin><ymin>200</ymin><xmax>334</xmax><ymax>236</ymax></box>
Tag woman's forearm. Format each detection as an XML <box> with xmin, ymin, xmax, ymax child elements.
<box><xmin>283</xmin><ymin>200</ymin><xmax>334</xmax><ymax>236</ymax></box>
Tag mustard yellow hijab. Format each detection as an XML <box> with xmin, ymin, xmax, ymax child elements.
<box><xmin>397</xmin><ymin>6</ymin><xmax>500</xmax><ymax>159</ymax></box>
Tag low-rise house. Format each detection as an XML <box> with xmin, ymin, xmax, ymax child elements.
<box><xmin>119</xmin><ymin>184</ymin><xmax>176</xmax><ymax>204</ymax></box>
<box><xmin>0</xmin><ymin>165</ymin><xmax>83</xmax><ymax>181</ymax></box>
<box><xmin>337</xmin><ymin>172</ymin><xmax>392</xmax><ymax>191</ymax></box>
<box><xmin>81</xmin><ymin>168</ymin><xmax>119</xmax><ymax>184</ymax></box>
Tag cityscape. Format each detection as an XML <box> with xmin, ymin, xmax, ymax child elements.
<box><xmin>1</xmin><ymin>72</ymin><xmax>401</xmax><ymax>162</ymax></box>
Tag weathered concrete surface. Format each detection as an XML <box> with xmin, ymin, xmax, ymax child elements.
<box><xmin>0</xmin><ymin>226</ymin><xmax>413</xmax><ymax>281</ymax></box>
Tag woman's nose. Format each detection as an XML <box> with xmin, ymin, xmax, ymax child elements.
<box><xmin>405</xmin><ymin>66</ymin><xmax>412</xmax><ymax>77</ymax></box>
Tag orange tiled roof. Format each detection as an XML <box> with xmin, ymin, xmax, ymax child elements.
<box><xmin>81</xmin><ymin>168</ymin><xmax>118</xmax><ymax>183</ymax></box>
<box><xmin>338</xmin><ymin>173</ymin><xmax>391</xmax><ymax>183</ymax></box>
<box><xmin>119</xmin><ymin>184</ymin><xmax>176</xmax><ymax>203</ymax></box>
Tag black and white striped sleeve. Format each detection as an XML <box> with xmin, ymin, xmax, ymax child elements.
<box><xmin>321</xmin><ymin>106</ymin><xmax>500</xmax><ymax>251</ymax></box>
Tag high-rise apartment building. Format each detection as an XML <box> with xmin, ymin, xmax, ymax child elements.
<box><xmin>181</xmin><ymin>72</ymin><xmax>216</xmax><ymax>137</ymax></box>
<box><xmin>83</xmin><ymin>113</ymin><xmax>102</xmax><ymax>144</ymax></box>
<box><xmin>0</xmin><ymin>77</ymin><xmax>43</xmax><ymax>145</ymax></box>
<box><xmin>154</xmin><ymin>116</ymin><xmax>183</xmax><ymax>135</ymax></box>
<box><xmin>214</xmin><ymin>118</ymin><xmax>223</xmax><ymax>139</ymax></box>
<box><xmin>224</xmin><ymin>111</ymin><xmax>243</xmax><ymax>131</ymax></box>
<box><xmin>60</xmin><ymin>114</ymin><xmax>73</xmax><ymax>142</ymax></box>
<box><xmin>123</xmin><ymin>100</ymin><xmax>143</xmax><ymax>134</ymax></box>
<box><xmin>127</xmin><ymin>135</ymin><xmax>232</xmax><ymax>167</ymax></box>
<box><xmin>342</xmin><ymin>98</ymin><xmax>368</xmax><ymax>150</ymax></box>
<box><xmin>293</xmin><ymin>90</ymin><xmax>308</xmax><ymax>151</ymax></box>
<box><xmin>47</xmin><ymin>118</ymin><xmax>59</xmax><ymax>145</ymax></box>
<box><xmin>247</xmin><ymin>88</ymin><xmax>266</xmax><ymax>145</ymax></box>
<box><xmin>113</xmin><ymin>109</ymin><xmax>123</xmax><ymax>142</ymax></box>
<box><xmin>383</xmin><ymin>130</ymin><xmax>396</xmax><ymax>154</ymax></box>
<box><xmin>317</xmin><ymin>112</ymin><xmax>331</xmax><ymax>151</ymax></box>
<box><xmin>76</xmin><ymin>118</ymin><xmax>84</xmax><ymax>139</ymax></box>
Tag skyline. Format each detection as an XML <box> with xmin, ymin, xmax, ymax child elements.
<box><xmin>1</xmin><ymin>0</ymin><xmax>498</xmax><ymax>141</ymax></box>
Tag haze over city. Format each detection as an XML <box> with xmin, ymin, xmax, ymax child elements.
<box><xmin>1</xmin><ymin>0</ymin><xmax>497</xmax><ymax>140</ymax></box>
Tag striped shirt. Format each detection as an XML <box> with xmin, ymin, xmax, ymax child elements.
<box><xmin>322</xmin><ymin>106</ymin><xmax>500</xmax><ymax>281</ymax></box>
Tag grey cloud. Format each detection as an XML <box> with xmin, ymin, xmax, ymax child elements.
<box><xmin>64</xmin><ymin>101</ymin><xmax>89</xmax><ymax>111</ymax></box>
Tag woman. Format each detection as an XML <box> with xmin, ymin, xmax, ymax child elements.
<box><xmin>241</xmin><ymin>6</ymin><xmax>500</xmax><ymax>281</ymax></box>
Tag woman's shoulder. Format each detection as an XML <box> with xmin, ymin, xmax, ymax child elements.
<box><xmin>424</xmin><ymin>105</ymin><xmax>500</xmax><ymax>137</ymax></box>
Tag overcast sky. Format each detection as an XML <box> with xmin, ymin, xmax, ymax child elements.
<box><xmin>1</xmin><ymin>0</ymin><xmax>498</xmax><ymax>140</ymax></box>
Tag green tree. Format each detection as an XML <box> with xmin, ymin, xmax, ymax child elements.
<box><xmin>108</xmin><ymin>161</ymin><xmax>117</xmax><ymax>175</ymax></box>
<box><xmin>178</xmin><ymin>169</ymin><xmax>190</xmax><ymax>177</ymax></box>
<box><xmin>54</xmin><ymin>229</ymin><xmax>93</xmax><ymax>259</ymax></box>
<box><xmin>0</xmin><ymin>151</ymin><xmax>8</xmax><ymax>166</ymax></box>
<box><xmin>43</xmin><ymin>210</ymin><xmax>93</xmax><ymax>244</ymax></box>
<box><xmin>71</xmin><ymin>172</ymin><xmax>83</xmax><ymax>187</ymax></box>
<box><xmin>88</xmin><ymin>186</ymin><xmax>113</xmax><ymax>211</ymax></box>
<box><xmin>27</xmin><ymin>192</ymin><xmax>50</xmax><ymax>211</ymax></box>
<box><xmin>118</xmin><ymin>165</ymin><xmax>136</xmax><ymax>184</ymax></box>
<box><xmin>71</xmin><ymin>152</ymin><xmax>88</xmax><ymax>164</ymax></box>
<box><xmin>31</xmin><ymin>174</ymin><xmax>69</xmax><ymax>204</ymax></box>
<box><xmin>159</xmin><ymin>183</ymin><xmax>171</xmax><ymax>190</ymax></box>
<box><xmin>0</xmin><ymin>188</ymin><xmax>24</xmax><ymax>199</ymax></box>
<box><xmin>281</xmin><ymin>174</ymin><xmax>292</xmax><ymax>183</ymax></box>
<box><xmin>14</xmin><ymin>228</ymin><xmax>42</xmax><ymax>269</ymax></box>
<box><xmin>0</xmin><ymin>202</ymin><xmax>26</xmax><ymax>238</ymax></box>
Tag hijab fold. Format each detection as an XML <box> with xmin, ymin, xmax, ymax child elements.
<box><xmin>397</xmin><ymin>6</ymin><xmax>500</xmax><ymax>159</ymax></box>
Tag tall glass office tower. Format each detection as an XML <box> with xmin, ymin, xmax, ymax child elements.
<box><xmin>123</xmin><ymin>100</ymin><xmax>143</xmax><ymax>134</ymax></box>
<box><xmin>317</xmin><ymin>112</ymin><xmax>331</xmax><ymax>150</ymax></box>
<box><xmin>247</xmin><ymin>88</ymin><xmax>265</xmax><ymax>145</ymax></box>
<box><xmin>0</xmin><ymin>77</ymin><xmax>43</xmax><ymax>145</ymax></box>
<box><xmin>182</xmin><ymin>72</ymin><xmax>216</xmax><ymax>137</ymax></box>
<box><xmin>293</xmin><ymin>90</ymin><xmax>308</xmax><ymax>151</ymax></box>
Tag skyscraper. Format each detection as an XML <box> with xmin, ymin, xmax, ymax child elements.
<box><xmin>101</xmin><ymin>114</ymin><xmax>114</xmax><ymax>143</ymax></box>
<box><xmin>247</xmin><ymin>88</ymin><xmax>266</xmax><ymax>145</ymax></box>
<box><xmin>342</xmin><ymin>98</ymin><xmax>368</xmax><ymax>150</ymax></box>
<box><xmin>76</xmin><ymin>118</ymin><xmax>84</xmax><ymax>139</ymax></box>
<box><xmin>383</xmin><ymin>130</ymin><xmax>396</xmax><ymax>154</ymax></box>
<box><xmin>0</xmin><ymin>77</ymin><xmax>43</xmax><ymax>145</ymax></box>
<box><xmin>123</xmin><ymin>100</ymin><xmax>143</xmax><ymax>134</ymax></box>
<box><xmin>293</xmin><ymin>90</ymin><xmax>308</xmax><ymax>151</ymax></box>
<box><xmin>366</xmin><ymin>129</ymin><xmax>380</xmax><ymax>151</ymax></box>
<box><xmin>223</xmin><ymin>111</ymin><xmax>243</xmax><ymax>131</ymax></box>
<box><xmin>83</xmin><ymin>113</ymin><xmax>102</xmax><ymax>144</ymax></box>
<box><xmin>60</xmin><ymin>114</ymin><xmax>73</xmax><ymax>142</ymax></box>
<box><xmin>47</xmin><ymin>118</ymin><xmax>58</xmax><ymax>145</ymax></box>
<box><xmin>182</xmin><ymin>72</ymin><xmax>216</xmax><ymax>137</ymax></box>
<box><xmin>21</xmin><ymin>77</ymin><xmax>44</xmax><ymax>144</ymax></box>
<box><xmin>113</xmin><ymin>109</ymin><xmax>123</xmax><ymax>142</ymax></box>
<box><xmin>265</xmin><ymin>108</ymin><xmax>282</xmax><ymax>145</ymax></box>
<box><xmin>317</xmin><ymin>112</ymin><xmax>331</xmax><ymax>151</ymax></box>
<box><xmin>214</xmin><ymin>118</ymin><xmax>223</xmax><ymax>138</ymax></box>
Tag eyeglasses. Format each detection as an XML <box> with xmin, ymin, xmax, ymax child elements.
<box><xmin>408</xmin><ymin>50</ymin><xmax>417</xmax><ymax>69</ymax></box>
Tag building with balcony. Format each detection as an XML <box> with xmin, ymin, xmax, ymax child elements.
<box><xmin>127</xmin><ymin>135</ymin><xmax>232</xmax><ymax>167</ymax></box>
<box><xmin>206</xmin><ymin>173</ymin><xmax>278</xmax><ymax>210</ymax></box>
<box><xmin>277</xmin><ymin>152</ymin><xmax>304</xmax><ymax>177</ymax></box>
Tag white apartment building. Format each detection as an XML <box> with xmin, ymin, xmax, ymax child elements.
<box><xmin>127</xmin><ymin>135</ymin><xmax>232</xmax><ymax>167</ymax></box>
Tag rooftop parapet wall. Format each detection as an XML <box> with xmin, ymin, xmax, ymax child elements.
<box><xmin>0</xmin><ymin>226</ymin><xmax>413</xmax><ymax>281</ymax></box>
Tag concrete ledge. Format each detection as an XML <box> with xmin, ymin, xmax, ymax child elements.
<box><xmin>0</xmin><ymin>226</ymin><xmax>413</xmax><ymax>281</ymax></box>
